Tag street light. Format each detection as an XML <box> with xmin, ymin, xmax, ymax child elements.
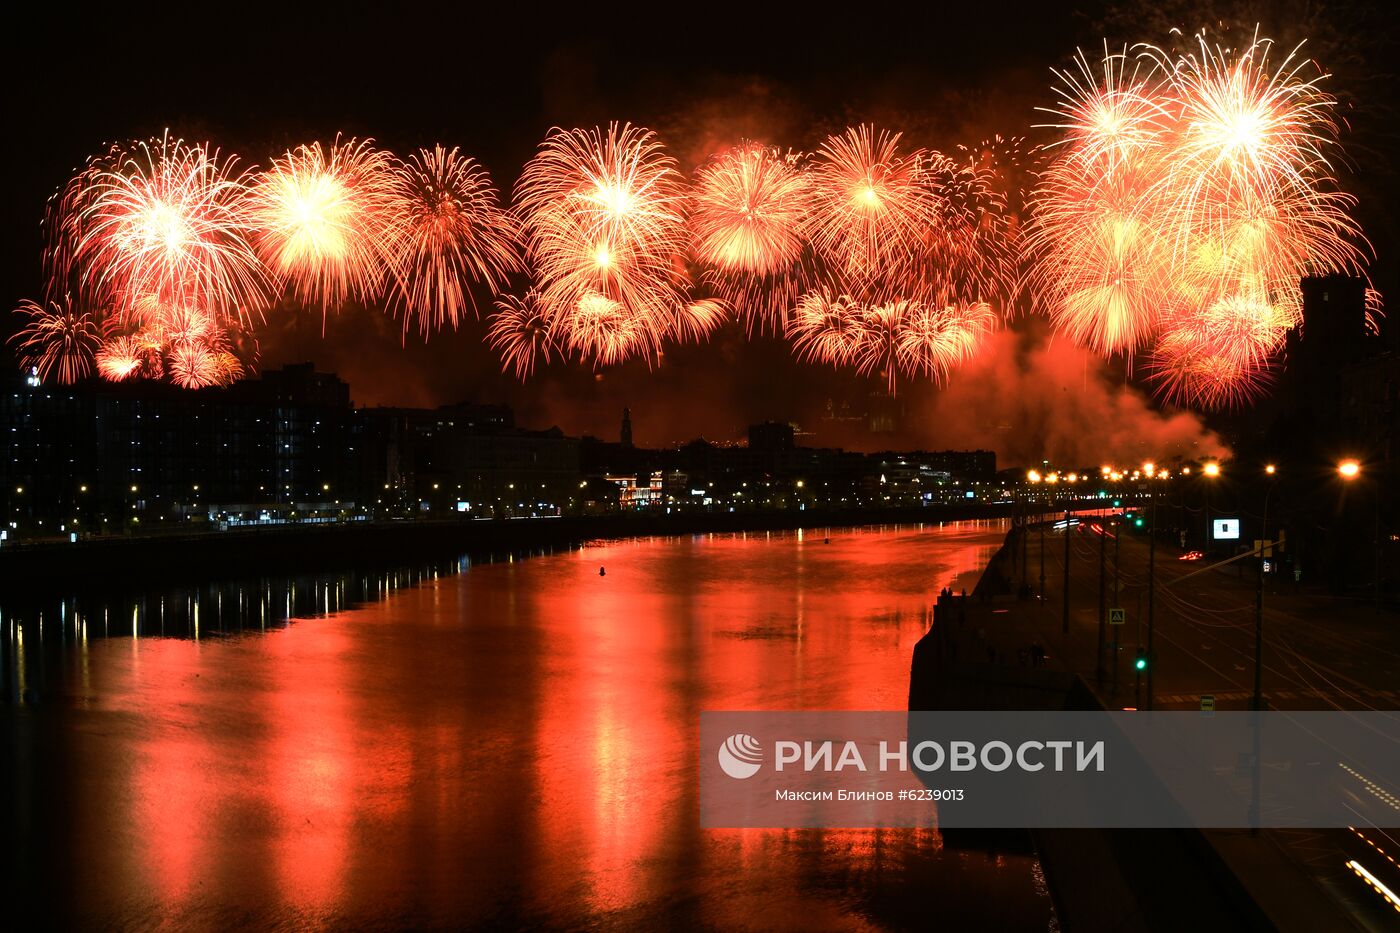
<box><xmin>1338</xmin><ymin>459</ymin><xmax>1360</xmax><ymax>480</ymax></box>
<box><xmin>1253</xmin><ymin>466</ymin><xmax>1281</xmax><ymax>711</ymax></box>
<box><xmin>1202</xmin><ymin>461</ymin><xmax>1220</xmax><ymax>549</ymax></box>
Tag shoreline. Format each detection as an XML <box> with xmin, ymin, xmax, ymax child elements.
<box><xmin>0</xmin><ymin>503</ymin><xmax>1016</xmax><ymax>590</ymax></box>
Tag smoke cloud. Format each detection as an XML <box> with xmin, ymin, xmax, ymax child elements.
<box><xmin>919</xmin><ymin>324</ymin><xmax>1228</xmax><ymax>467</ymax></box>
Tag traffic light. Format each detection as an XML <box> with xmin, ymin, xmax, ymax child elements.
<box><xmin>1134</xmin><ymin>650</ymin><xmax>1148</xmax><ymax>672</ymax></box>
<box><xmin>1134</xmin><ymin>517</ymin><xmax>1144</xmax><ymax>527</ymax></box>
<box><xmin>1112</xmin><ymin>499</ymin><xmax>1121</xmax><ymax>507</ymax></box>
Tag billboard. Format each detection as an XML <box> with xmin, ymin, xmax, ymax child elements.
<box><xmin>1212</xmin><ymin>518</ymin><xmax>1240</xmax><ymax>540</ymax></box>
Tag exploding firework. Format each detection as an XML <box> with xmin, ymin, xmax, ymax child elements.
<box><xmin>895</xmin><ymin>300</ymin><xmax>997</xmax><ymax>381</ymax></box>
<box><xmin>50</xmin><ymin>134</ymin><xmax>268</xmax><ymax>324</ymax></box>
<box><xmin>690</xmin><ymin>143</ymin><xmax>811</xmax><ymax>331</ymax></box>
<box><xmin>805</xmin><ymin>126</ymin><xmax>937</xmax><ymax>299</ymax></box>
<box><xmin>387</xmin><ymin>146</ymin><xmax>523</xmax><ymax>335</ymax></box>
<box><xmin>788</xmin><ymin>291</ymin><xmax>863</xmax><ymax>367</ymax></box>
<box><xmin>487</xmin><ymin>291</ymin><xmax>560</xmax><ymax>379</ymax></box>
<box><xmin>166</xmin><ymin>333</ymin><xmax>243</xmax><ymax>390</ymax></box>
<box><xmin>787</xmin><ymin>293</ymin><xmax>992</xmax><ymax>393</ymax></box>
<box><xmin>8</xmin><ymin>297</ymin><xmax>102</xmax><ymax>384</ymax></box>
<box><xmin>95</xmin><ymin>335</ymin><xmax>144</xmax><ymax>381</ymax></box>
<box><xmin>1030</xmin><ymin>36</ymin><xmax>1370</xmax><ymax>406</ymax></box>
<box><xmin>514</xmin><ymin>123</ymin><xmax>696</xmax><ymax>366</ymax></box>
<box><xmin>248</xmin><ymin>136</ymin><xmax>401</xmax><ymax>315</ymax></box>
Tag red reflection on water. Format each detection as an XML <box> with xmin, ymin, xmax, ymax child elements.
<box><xmin>36</xmin><ymin>522</ymin><xmax>1050</xmax><ymax>928</ymax></box>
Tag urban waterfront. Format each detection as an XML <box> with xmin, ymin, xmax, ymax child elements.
<box><xmin>3</xmin><ymin>522</ymin><xmax>1057</xmax><ymax>930</ymax></box>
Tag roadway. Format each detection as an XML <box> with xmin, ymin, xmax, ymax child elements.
<box><xmin>1001</xmin><ymin>517</ymin><xmax>1400</xmax><ymax>930</ymax></box>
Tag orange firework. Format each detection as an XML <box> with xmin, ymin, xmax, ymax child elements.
<box><xmin>487</xmin><ymin>291</ymin><xmax>560</xmax><ymax>379</ymax></box>
<box><xmin>804</xmin><ymin>126</ymin><xmax>936</xmax><ymax>299</ymax></box>
<box><xmin>514</xmin><ymin>123</ymin><xmax>696</xmax><ymax>367</ymax></box>
<box><xmin>787</xmin><ymin>293</ymin><xmax>994</xmax><ymax>394</ymax></box>
<box><xmin>690</xmin><ymin>143</ymin><xmax>810</xmax><ymax>332</ymax></box>
<box><xmin>895</xmin><ymin>300</ymin><xmax>996</xmax><ymax>381</ymax></box>
<box><xmin>95</xmin><ymin>335</ymin><xmax>145</xmax><ymax>381</ymax></box>
<box><xmin>1030</xmin><ymin>35</ymin><xmax>1371</xmax><ymax>407</ymax></box>
<box><xmin>8</xmin><ymin>297</ymin><xmax>102</xmax><ymax>384</ymax></box>
<box><xmin>52</xmin><ymin>134</ymin><xmax>269</xmax><ymax>325</ymax></box>
<box><xmin>387</xmin><ymin>146</ymin><xmax>523</xmax><ymax>336</ymax></box>
<box><xmin>1029</xmin><ymin>48</ymin><xmax>1174</xmax><ymax>355</ymax></box>
<box><xmin>788</xmin><ymin>291</ymin><xmax>863</xmax><ymax>368</ymax></box>
<box><xmin>248</xmin><ymin>136</ymin><xmax>401</xmax><ymax>316</ymax></box>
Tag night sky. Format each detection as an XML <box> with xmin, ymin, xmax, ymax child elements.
<box><xmin>4</xmin><ymin>2</ymin><xmax>1395</xmax><ymax>458</ymax></box>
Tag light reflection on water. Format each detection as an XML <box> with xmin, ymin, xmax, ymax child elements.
<box><xmin>4</xmin><ymin>521</ymin><xmax>1056</xmax><ymax>930</ymax></box>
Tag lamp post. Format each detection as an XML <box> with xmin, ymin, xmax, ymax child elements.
<box><xmin>1202</xmin><ymin>461</ymin><xmax>1220</xmax><ymax>549</ymax></box>
<box><xmin>1028</xmin><ymin>471</ymin><xmax>1046</xmax><ymax>605</ymax></box>
<box><xmin>1097</xmin><ymin>510</ymin><xmax>1107</xmax><ymax>685</ymax></box>
<box><xmin>1252</xmin><ymin>466</ymin><xmax>1279</xmax><ymax>711</ymax></box>
<box><xmin>1062</xmin><ymin>506</ymin><xmax>1071</xmax><ymax>635</ymax></box>
<box><xmin>1146</xmin><ymin>491</ymin><xmax>1157</xmax><ymax>710</ymax></box>
<box><xmin>1112</xmin><ymin>515</ymin><xmax>1121</xmax><ymax>694</ymax></box>
<box><xmin>1337</xmin><ymin>460</ymin><xmax>1365</xmax><ymax>608</ymax></box>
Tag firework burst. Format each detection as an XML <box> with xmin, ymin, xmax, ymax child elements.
<box><xmin>95</xmin><ymin>335</ymin><xmax>144</xmax><ymax>381</ymax></box>
<box><xmin>805</xmin><ymin>126</ymin><xmax>937</xmax><ymax>299</ymax></box>
<box><xmin>488</xmin><ymin>291</ymin><xmax>560</xmax><ymax>379</ymax></box>
<box><xmin>1030</xmin><ymin>35</ymin><xmax>1370</xmax><ymax>406</ymax></box>
<box><xmin>248</xmin><ymin>136</ymin><xmax>401</xmax><ymax>315</ymax></box>
<box><xmin>690</xmin><ymin>143</ymin><xmax>810</xmax><ymax>331</ymax></box>
<box><xmin>8</xmin><ymin>297</ymin><xmax>102</xmax><ymax>384</ymax></box>
<box><xmin>514</xmin><ymin>123</ymin><xmax>694</xmax><ymax>367</ymax></box>
<box><xmin>387</xmin><ymin>146</ymin><xmax>523</xmax><ymax>336</ymax></box>
<box><xmin>51</xmin><ymin>134</ymin><xmax>268</xmax><ymax>325</ymax></box>
<box><xmin>787</xmin><ymin>293</ymin><xmax>994</xmax><ymax>394</ymax></box>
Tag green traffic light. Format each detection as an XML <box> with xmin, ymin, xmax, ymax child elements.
<box><xmin>1135</xmin><ymin>657</ymin><xmax>1147</xmax><ymax>671</ymax></box>
<box><xmin>1135</xmin><ymin>518</ymin><xmax>1144</xmax><ymax>527</ymax></box>
<box><xmin>1112</xmin><ymin>499</ymin><xmax>1121</xmax><ymax>507</ymax></box>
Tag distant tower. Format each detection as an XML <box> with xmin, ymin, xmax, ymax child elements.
<box><xmin>621</xmin><ymin>407</ymin><xmax>633</xmax><ymax>448</ymax></box>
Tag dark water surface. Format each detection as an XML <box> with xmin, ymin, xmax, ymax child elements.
<box><xmin>4</xmin><ymin>522</ymin><xmax>1056</xmax><ymax>930</ymax></box>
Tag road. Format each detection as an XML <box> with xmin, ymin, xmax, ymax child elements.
<box><xmin>1004</xmin><ymin>517</ymin><xmax>1400</xmax><ymax>930</ymax></box>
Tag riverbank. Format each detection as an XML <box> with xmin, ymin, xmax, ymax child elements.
<box><xmin>0</xmin><ymin>502</ymin><xmax>1015</xmax><ymax>589</ymax></box>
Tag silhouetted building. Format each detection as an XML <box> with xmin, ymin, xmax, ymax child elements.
<box><xmin>1</xmin><ymin>363</ymin><xmax>360</xmax><ymax>533</ymax></box>
<box><xmin>748</xmin><ymin>421</ymin><xmax>795</xmax><ymax>452</ymax></box>
<box><xmin>620</xmin><ymin>407</ymin><xmax>633</xmax><ymax>448</ymax></box>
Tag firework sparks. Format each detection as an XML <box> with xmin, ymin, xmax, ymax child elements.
<box><xmin>487</xmin><ymin>291</ymin><xmax>560</xmax><ymax>379</ymax></box>
<box><xmin>690</xmin><ymin>143</ymin><xmax>810</xmax><ymax>331</ymax></box>
<box><xmin>805</xmin><ymin>126</ymin><xmax>937</xmax><ymax>299</ymax></box>
<box><xmin>248</xmin><ymin>136</ymin><xmax>401</xmax><ymax>315</ymax></box>
<box><xmin>787</xmin><ymin>293</ymin><xmax>993</xmax><ymax>394</ymax></box>
<box><xmin>514</xmin><ymin>123</ymin><xmax>695</xmax><ymax>366</ymax></box>
<box><xmin>95</xmin><ymin>335</ymin><xmax>144</xmax><ymax>381</ymax></box>
<box><xmin>387</xmin><ymin>146</ymin><xmax>523</xmax><ymax>335</ymax></box>
<box><xmin>1029</xmin><ymin>35</ymin><xmax>1370</xmax><ymax>406</ymax></box>
<box><xmin>51</xmin><ymin>134</ymin><xmax>269</xmax><ymax>325</ymax></box>
<box><xmin>8</xmin><ymin>297</ymin><xmax>102</xmax><ymax>384</ymax></box>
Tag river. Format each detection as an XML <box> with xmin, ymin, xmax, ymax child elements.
<box><xmin>3</xmin><ymin>521</ymin><xmax>1056</xmax><ymax>930</ymax></box>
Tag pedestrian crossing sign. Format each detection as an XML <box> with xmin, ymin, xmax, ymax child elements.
<box><xmin>1109</xmin><ymin>607</ymin><xmax>1126</xmax><ymax>625</ymax></box>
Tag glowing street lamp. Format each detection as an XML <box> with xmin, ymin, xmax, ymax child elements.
<box><xmin>1203</xmin><ymin>462</ymin><xmax>1221</xmax><ymax>478</ymax></box>
<box><xmin>1338</xmin><ymin>459</ymin><xmax>1361</xmax><ymax>480</ymax></box>
<box><xmin>1027</xmin><ymin>470</ymin><xmax>1042</xmax><ymax>484</ymax></box>
<box><xmin>1264</xmin><ymin>464</ymin><xmax>1276</xmax><ymax>475</ymax></box>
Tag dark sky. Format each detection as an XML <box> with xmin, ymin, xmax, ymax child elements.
<box><xmin>3</xmin><ymin>2</ymin><xmax>1394</xmax><ymax>455</ymax></box>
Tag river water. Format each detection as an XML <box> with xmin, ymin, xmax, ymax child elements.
<box><xmin>3</xmin><ymin>521</ymin><xmax>1056</xmax><ymax>930</ymax></box>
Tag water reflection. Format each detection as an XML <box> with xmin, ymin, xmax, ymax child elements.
<box><xmin>5</xmin><ymin>521</ymin><xmax>1055</xmax><ymax>930</ymax></box>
